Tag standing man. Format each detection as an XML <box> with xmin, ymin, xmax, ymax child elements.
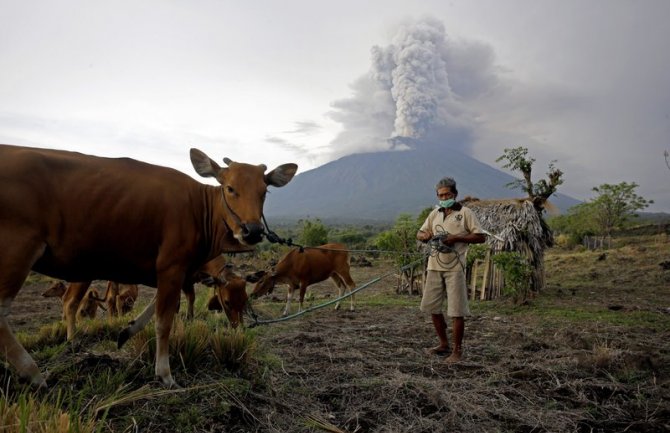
<box><xmin>417</xmin><ymin>177</ymin><xmax>486</xmax><ymax>363</ymax></box>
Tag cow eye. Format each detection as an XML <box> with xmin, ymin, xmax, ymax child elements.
<box><xmin>226</xmin><ymin>185</ymin><xmax>235</xmax><ymax>195</ymax></box>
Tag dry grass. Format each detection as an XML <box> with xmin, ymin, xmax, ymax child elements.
<box><xmin>0</xmin><ymin>391</ymin><xmax>97</xmax><ymax>433</ymax></box>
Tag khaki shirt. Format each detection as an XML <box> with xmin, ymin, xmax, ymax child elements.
<box><xmin>420</xmin><ymin>205</ymin><xmax>484</xmax><ymax>272</ymax></box>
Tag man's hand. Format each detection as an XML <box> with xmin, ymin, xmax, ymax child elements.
<box><xmin>442</xmin><ymin>234</ymin><xmax>457</xmax><ymax>247</ymax></box>
<box><xmin>417</xmin><ymin>229</ymin><xmax>433</xmax><ymax>242</ymax></box>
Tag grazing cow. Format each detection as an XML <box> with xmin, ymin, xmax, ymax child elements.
<box><xmin>118</xmin><ymin>255</ymin><xmax>249</xmax><ymax>348</ymax></box>
<box><xmin>41</xmin><ymin>281</ymin><xmax>105</xmax><ymax>321</ymax></box>
<box><xmin>250</xmin><ymin>243</ymin><xmax>356</xmax><ymax>316</ymax></box>
<box><xmin>102</xmin><ymin>282</ymin><xmax>139</xmax><ymax>317</ymax></box>
<box><xmin>204</xmin><ymin>264</ymin><xmax>250</xmax><ymax>328</ymax></box>
<box><xmin>43</xmin><ymin>280</ymin><xmax>138</xmax><ymax>330</ymax></box>
<box><xmin>0</xmin><ymin>144</ymin><xmax>296</xmax><ymax>387</ymax></box>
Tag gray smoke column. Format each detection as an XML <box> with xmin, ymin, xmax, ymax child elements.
<box><xmin>379</xmin><ymin>18</ymin><xmax>453</xmax><ymax>139</ymax></box>
<box><xmin>329</xmin><ymin>17</ymin><xmax>500</xmax><ymax>157</ymax></box>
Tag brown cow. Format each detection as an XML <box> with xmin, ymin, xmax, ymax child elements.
<box><xmin>41</xmin><ymin>281</ymin><xmax>105</xmax><ymax>321</ymax></box>
<box><xmin>117</xmin><ymin>256</ymin><xmax>249</xmax><ymax>347</ymax></box>
<box><xmin>0</xmin><ymin>144</ymin><xmax>296</xmax><ymax>387</ymax></box>
<box><xmin>102</xmin><ymin>282</ymin><xmax>139</xmax><ymax>317</ymax></box>
<box><xmin>250</xmin><ymin>243</ymin><xmax>356</xmax><ymax>316</ymax></box>
<box><xmin>204</xmin><ymin>264</ymin><xmax>249</xmax><ymax>328</ymax></box>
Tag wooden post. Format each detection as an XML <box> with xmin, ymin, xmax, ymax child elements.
<box><xmin>470</xmin><ymin>260</ymin><xmax>479</xmax><ymax>300</ymax></box>
<box><xmin>480</xmin><ymin>250</ymin><xmax>491</xmax><ymax>300</ymax></box>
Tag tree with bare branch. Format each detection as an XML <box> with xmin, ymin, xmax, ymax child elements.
<box><xmin>496</xmin><ymin>146</ymin><xmax>564</xmax><ymax>211</ymax></box>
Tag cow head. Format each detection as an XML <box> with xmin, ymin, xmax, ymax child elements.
<box><xmin>206</xmin><ymin>274</ymin><xmax>249</xmax><ymax>328</ymax></box>
<box><xmin>42</xmin><ymin>281</ymin><xmax>67</xmax><ymax>298</ymax></box>
<box><xmin>118</xmin><ymin>292</ymin><xmax>137</xmax><ymax>315</ymax></box>
<box><xmin>77</xmin><ymin>288</ymin><xmax>106</xmax><ymax>319</ymax></box>
<box><xmin>190</xmin><ymin>148</ymin><xmax>297</xmax><ymax>245</ymax></box>
<box><xmin>249</xmin><ymin>271</ymin><xmax>276</xmax><ymax>299</ymax></box>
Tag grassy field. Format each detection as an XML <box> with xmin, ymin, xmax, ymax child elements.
<box><xmin>1</xmin><ymin>235</ymin><xmax>668</xmax><ymax>432</ymax></box>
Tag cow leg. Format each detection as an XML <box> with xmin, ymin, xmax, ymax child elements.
<box><xmin>64</xmin><ymin>282</ymin><xmax>91</xmax><ymax>339</ymax></box>
<box><xmin>0</xmin><ymin>291</ymin><xmax>44</xmax><ymax>386</ymax></box>
<box><xmin>282</xmin><ymin>284</ymin><xmax>296</xmax><ymax>316</ymax></box>
<box><xmin>0</xmin><ymin>312</ymin><xmax>44</xmax><ymax>386</ymax></box>
<box><xmin>115</xmin><ymin>294</ymin><xmax>124</xmax><ymax>317</ymax></box>
<box><xmin>117</xmin><ymin>295</ymin><xmax>156</xmax><ymax>349</ymax></box>
<box><xmin>298</xmin><ymin>282</ymin><xmax>308</xmax><ymax>313</ymax></box>
<box><xmin>0</xmin><ymin>238</ymin><xmax>47</xmax><ymax>386</ymax></box>
<box><xmin>336</xmin><ymin>271</ymin><xmax>356</xmax><ymax>312</ymax></box>
<box><xmin>330</xmin><ymin>274</ymin><xmax>345</xmax><ymax>310</ymax></box>
<box><xmin>183</xmin><ymin>283</ymin><xmax>195</xmax><ymax>320</ymax></box>
<box><xmin>106</xmin><ymin>282</ymin><xmax>120</xmax><ymax>317</ymax></box>
<box><xmin>154</xmin><ymin>273</ymin><xmax>183</xmax><ymax>388</ymax></box>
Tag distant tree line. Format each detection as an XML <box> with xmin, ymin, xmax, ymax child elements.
<box><xmin>548</xmin><ymin>181</ymin><xmax>654</xmax><ymax>245</ymax></box>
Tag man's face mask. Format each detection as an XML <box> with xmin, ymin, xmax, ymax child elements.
<box><xmin>439</xmin><ymin>199</ymin><xmax>456</xmax><ymax>209</ymax></box>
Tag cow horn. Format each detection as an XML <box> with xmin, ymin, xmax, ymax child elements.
<box><xmin>223</xmin><ymin>157</ymin><xmax>233</xmax><ymax>166</ymax></box>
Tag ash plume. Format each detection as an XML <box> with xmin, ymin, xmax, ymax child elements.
<box><xmin>328</xmin><ymin>17</ymin><xmax>500</xmax><ymax>157</ymax></box>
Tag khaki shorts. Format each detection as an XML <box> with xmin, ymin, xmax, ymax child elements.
<box><xmin>420</xmin><ymin>270</ymin><xmax>471</xmax><ymax>317</ymax></box>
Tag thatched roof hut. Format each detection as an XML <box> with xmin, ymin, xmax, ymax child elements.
<box><xmin>462</xmin><ymin>197</ymin><xmax>554</xmax><ymax>296</ymax></box>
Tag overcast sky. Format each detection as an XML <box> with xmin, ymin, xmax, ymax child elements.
<box><xmin>1</xmin><ymin>0</ymin><xmax>669</xmax><ymax>212</ymax></box>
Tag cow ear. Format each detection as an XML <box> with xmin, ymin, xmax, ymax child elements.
<box><xmin>190</xmin><ymin>148</ymin><xmax>223</xmax><ymax>178</ymax></box>
<box><xmin>245</xmin><ymin>270</ymin><xmax>266</xmax><ymax>283</ymax></box>
<box><xmin>265</xmin><ymin>163</ymin><xmax>297</xmax><ymax>187</ymax></box>
<box><xmin>201</xmin><ymin>276</ymin><xmax>217</xmax><ymax>287</ymax></box>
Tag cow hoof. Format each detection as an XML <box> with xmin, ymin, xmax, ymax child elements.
<box><xmin>117</xmin><ymin>328</ymin><xmax>131</xmax><ymax>349</ymax></box>
<box><xmin>157</xmin><ymin>376</ymin><xmax>182</xmax><ymax>389</ymax></box>
<box><xmin>20</xmin><ymin>374</ymin><xmax>48</xmax><ymax>390</ymax></box>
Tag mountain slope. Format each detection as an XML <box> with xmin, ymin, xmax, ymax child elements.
<box><xmin>265</xmin><ymin>146</ymin><xmax>580</xmax><ymax>222</ymax></box>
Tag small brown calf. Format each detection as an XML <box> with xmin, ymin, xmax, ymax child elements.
<box><xmin>102</xmin><ymin>282</ymin><xmax>139</xmax><ymax>317</ymax></box>
<box><xmin>204</xmin><ymin>264</ymin><xmax>249</xmax><ymax>328</ymax></box>
<box><xmin>41</xmin><ymin>281</ymin><xmax>105</xmax><ymax>321</ymax></box>
<box><xmin>250</xmin><ymin>243</ymin><xmax>356</xmax><ymax>316</ymax></box>
<box><xmin>117</xmin><ymin>257</ymin><xmax>249</xmax><ymax>349</ymax></box>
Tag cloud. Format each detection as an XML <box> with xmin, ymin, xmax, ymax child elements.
<box><xmin>264</xmin><ymin>134</ymin><xmax>325</xmax><ymax>168</ymax></box>
<box><xmin>265</xmin><ymin>136</ymin><xmax>305</xmax><ymax>152</ymax></box>
<box><xmin>283</xmin><ymin>121</ymin><xmax>322</xmax><ymax>135</ymax></box>
<box><xmin>327</xmin><ymin>17</ymin><xmax>502</xmax><ymax>159</ymax></box>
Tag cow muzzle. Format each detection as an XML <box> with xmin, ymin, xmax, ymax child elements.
<box><xmin>241</xmin><ymin>222</ymin><xmax>264</xmax><ymax>244</ymax></box>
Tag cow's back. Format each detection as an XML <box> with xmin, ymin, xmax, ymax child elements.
<box><xmin>0</xmin><ymin>144</ymin><xmax>204</xmax><ymax>284</ymax></box>
<box><xmin>278</xmin><ymin>243</ymin><xmax>349</xmax><ymax>283</ymax></box>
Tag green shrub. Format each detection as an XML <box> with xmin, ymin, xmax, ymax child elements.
<box><xmin>492</xmin><ymin>251</ymin><xmax>533</xmax><ymax>303</ymax></box>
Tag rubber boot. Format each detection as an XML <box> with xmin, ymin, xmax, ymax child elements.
<box><xmin>445</xmin><ymin>317</ymin><xmax>464</xmax><ymax>363</ymax></box>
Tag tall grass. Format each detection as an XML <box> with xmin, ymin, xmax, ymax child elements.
<box><xmin>2</xmin><ymin>312</ymin><xmax>260</xmax><ymax>432</ymax></box>
<box><xmin>0</xmin><ymin>390</ymin><xmax>98</xmax><ymax>433</ymax></box>
<box><xmin>211</xmin><ymin>326</ymin><xmax>257</xmax><ymax>370</ymax></box>
<box><xmin>171</xmin><ymin>319</ymin><xmax>210</xmax><ymax>369</ymax></box>
<box><xmin>121</xmin><ymin>317</ymin><xmax>258</xmax><ymax>373</ymax></box>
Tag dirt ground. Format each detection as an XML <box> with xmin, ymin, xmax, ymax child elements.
<box><xmin>242</xmin><ymin>272</ymin><xmax>670</xmax><ymax>432</ymax></box>
<box><xmin>5</xmin><ymin>254</ymin><xmax>670</xmax><ymax>433</ymax></box>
